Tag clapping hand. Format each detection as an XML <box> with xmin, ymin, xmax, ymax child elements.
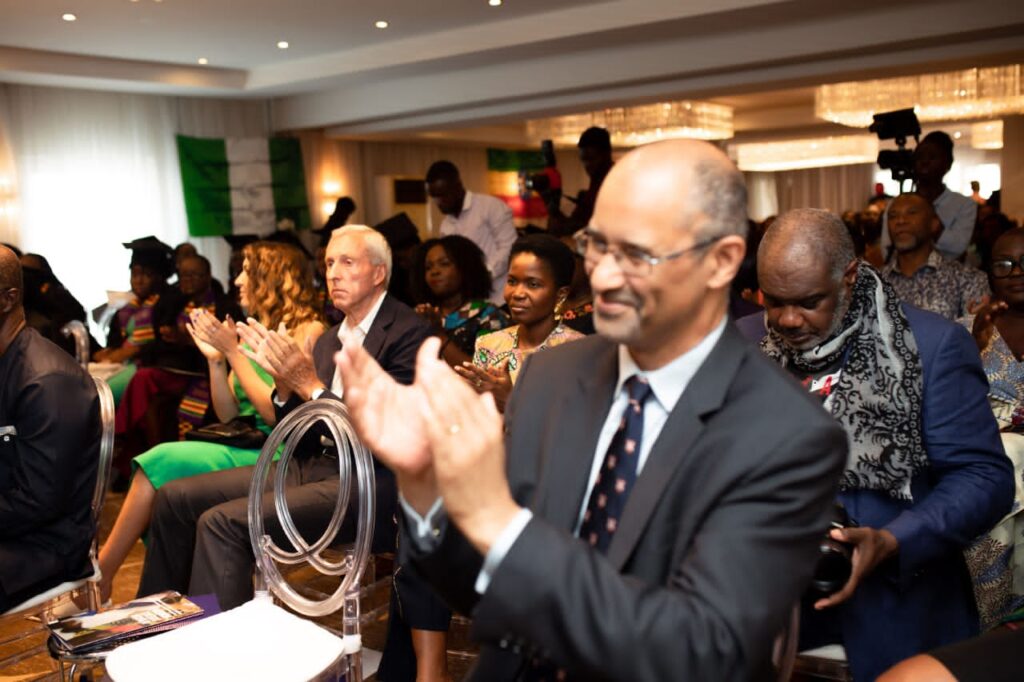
<box><xmin>971</xmin><ymin>298</ymin><xmax>1008</xmax><ymax>352</ymax></box>
<box><xmin>236</xmin><ymin>318</ymin><xmax>321</xmax><ymax>401</ymax></box>
<box><xmin>454</xmin><ymin>358</ymin><xmax>514</xmax><ymax>412</ymax></box>
<box><xmin>186</xmin><ymin>309</ymin><xmax>237</xmax><ymax>362</ymax></box>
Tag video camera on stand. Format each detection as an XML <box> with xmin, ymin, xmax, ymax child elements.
<box><xmin>870</xmin><ymin>108</ymin><xmax>921</xmax><ymax>193</ymax></box>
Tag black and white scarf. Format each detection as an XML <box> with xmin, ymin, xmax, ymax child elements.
<box><xmin>761</xmin><ymin>263</ymin><xmax>926</xmax><ymax>500</ymax></box>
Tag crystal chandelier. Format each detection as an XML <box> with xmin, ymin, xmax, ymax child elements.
<box><xmin>527</xmin><ymin>101</ymin><xmax>733</xmax><ymax>147</ymax></box>
<box><xmin>730</xmin><ymin>135</ymin><xmax>879</xmax><ymax>172</ymax></box>
<box><xmin>815</xmin><ymin>64</ymin><xmax>1024</xmax><ymax>128</ymax></box>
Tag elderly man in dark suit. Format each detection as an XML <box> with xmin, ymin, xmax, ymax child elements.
<box><xmin>337</xmin><ymin>140</ymin><xmax>849</xmax><ymax>680</ymax></box>
<box><xmin>0</xmin><ymin>245</ymin><xmax>100</xmax><ymax>611</ymax></box>
<box><xmin>137</xmin><ymin>225</ymin><xmax>431</xmax><ymax>611</ymax></box>
<box><xmin>737</xmin><ymin>209</ymin><xmax>1012</xmax><ymax>681</ymax></box>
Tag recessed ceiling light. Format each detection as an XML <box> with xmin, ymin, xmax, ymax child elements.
<box><xmin>62</xmin><ymin>13</ymin><xmax>77</xmax><ymax>22</ymax></box>
<box><xmin>375</xmin><ymin>20</ymin><xmax>389</xmax><ymax>29</ymax></box>
<box><xmin>197</xmin><ymin>57</ymin><xmax>208</xmax><ymax>65</ymax></box>
<box><xmin>489</xmin><ymin>0</ymin><xmax>502</xmax><ymax>6</ymax></box>
<box><xmin>277</xmin><ymin>40</ymin><xmax>289</xmax><ymax>49</ymax></box>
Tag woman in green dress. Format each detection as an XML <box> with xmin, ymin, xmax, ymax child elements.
<box><xmin>96</xmin><ymin>242</ymin><xmax>323</xmax><ymax>601</ymax></box>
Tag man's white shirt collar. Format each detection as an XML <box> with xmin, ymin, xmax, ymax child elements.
<box><xmin>615</xmin><ymin>317</ymin><xmax>728</xmax><ymax>413</ymax></box>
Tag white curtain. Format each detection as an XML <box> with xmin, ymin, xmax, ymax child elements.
<box><xmin>773</xmin><ymin>163</ymin><xmax>875</xmax><ymax>215</ymax></box>
<box><xmin>0</xmin><ymin>86</ymin><xmax>22</xmax><ymax>247</ymax></box>
<box><xmin>744</xmin><ymin>171</ymin><xmax>779</xmax><ymax>222</ymax></box>
<box><xmin>0</xmin><ymin>83</ymin><xmax>269</xmax><ymax>316</ymax></box>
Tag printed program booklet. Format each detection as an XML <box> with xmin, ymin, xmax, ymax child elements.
<box><xmin>47</xmin><ymin>591</ymin><xmax>204</xmax><ymax>653</ymax></box>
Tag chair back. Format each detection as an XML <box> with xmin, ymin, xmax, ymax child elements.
<box><xmin>61</xmin><ymin>320</ymin><xmax>91</xmax><ymax>369</ymax></box>
<box><xmin>248</xmin><ymin>399</ymin><xmax>376</xmax><ymax>680</ymax></box>
<box><xmin>92</xmin><ymin>376</ymin><xmax>115</xmax><ymax>532</ymax></box>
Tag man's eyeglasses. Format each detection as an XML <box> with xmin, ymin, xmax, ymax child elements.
<box><xmin>991</xmin><ymin>257</ymin><xmax>1024</xmax><ymax>278</ymax></box>
<box><xmin>573</xmin><ymin>228</ymin><xmax>720</xmax><ymax>278</ymax></box>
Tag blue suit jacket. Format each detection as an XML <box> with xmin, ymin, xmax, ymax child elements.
<box><xmin>737</xmin><ymin>305</ymin><xmax>1013</xmax><ymax>681</ymax></box>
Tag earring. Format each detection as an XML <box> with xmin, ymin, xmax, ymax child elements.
<box><xmin>554</xmin><ymin>296</ymin><xmax>567</xmax><ymax>322</ymax></box>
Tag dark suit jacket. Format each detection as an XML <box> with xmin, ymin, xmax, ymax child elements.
<box><xmin>273</xmin><ymin>293</ymin><xmax>430</xmax><ymax>552</ymax></box>
<box><xmin>737</xmin><ymin>306</ymin><xmax>1013</xmax><ymax>681</ymax></box>
<box><xmin>274</xmin><ymin>293</ymin><xmax>428</xmax><ymax>421</ymax></box>
<box><xmin>0</xmin><ymin>327</ymin><xmax>100</xmax><ymax>604</ymax></box>
<box><xmin>407</xmin><ymin>324</ymin><xmax>849</xmax><ymax>681</ymax></box>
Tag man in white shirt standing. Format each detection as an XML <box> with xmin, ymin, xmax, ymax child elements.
<box><xmin>427</xmin><ymin>160</ymin><xmax>517</xmax><ymax>304</ymax></box>
<box><xmin>339</xmin><ymin>140</ymin><xmax>849</xmax><ymax>681</ymax></box>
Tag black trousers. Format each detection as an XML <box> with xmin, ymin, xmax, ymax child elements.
<box><xmin>137</xmin><ymin>455</ymin><xmax>397</xmax><ymax>610</ymax></box>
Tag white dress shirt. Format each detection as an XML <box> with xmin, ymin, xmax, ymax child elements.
<box><xmin>316</xmin><ymin>290</ymin><xmax>387</xmax><ymax>400</ymax></box>
<box><xmin>402</xmin><ymin>318</ymin><xmax>728</xmax><ymax>594</ymax></box>
<box><xmin>439</xmin><ymin>191</ymin><xmax>517</xmax><ymax>304</ymax></box>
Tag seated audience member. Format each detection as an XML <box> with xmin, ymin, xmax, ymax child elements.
<box><xmin>135</xmin><ymin>225</ymin><xmax>429</xmax><ymax>612</ymax></box>
<box><xmin>375</xmin><ymin>212</ymin><xmax>423</xmax><ymax>309</ymax></box>
<box><xmin>427</xmin><ymin>160</ymin><xmax>517</xmax><ymax>304</ymax></box>
<box><xmin>97</xmin><ymin>242</ymin><xmax>322</xmax><ymax>602</ymax></box>
<box><xmin>556</xmin><ymin>232</ymin><xmax>596</xmax><ymax>335</ymax></box>
<box><xmin>457</xmin><ymin>234</ymin><xmax>584</xmax><ymax>411</ymax></box>
<box><xmin>335</xmin><ymin>139</ymin><xmax>849</xmax><ymax>681</ymax></box>
<box><xmin>737</xmin><ymin>208</ymin><xmax>1013</xmax><ymax>681</ymax></box>
<box><xmin>881</xmin><ymin>193</ymin><xmax>989</xmax><ymax>319</ymax></box>
<box><xmin>878</xmin><ymin>626</ymin><xmax>1023</xmax><ymax>682</ymax></box>
<box><xmin>413</xmin><ymin>234</ymin><xmax>508</xmax><ymax>367</ymax></box>
<box><xmin>881</xmin><ymin>132</ymin><xmax>977</xmax><ymax>261</ymax></box>
<box><xmin>0</xmin><ymin>245</ymin><xmax>100</xmax><ymax>611</ymax></box>
<box><xmin>960</xmin><ymin>227</ymin><xmax>1024</xmax><ymax>625</ymax></box>
<box><xmin>115</xmin><ymin>254</ymin><xmax>241</xmax><ymax>455</ymax></box>
<box><xmin>20</xmin><ymin>252</ymin><xmax>96</xmax><ymax>358</ymax></box>
<box><xmin>94</xmin><ymin>237</ymin><xmax>175</xmax><ymax>403</ymax></box>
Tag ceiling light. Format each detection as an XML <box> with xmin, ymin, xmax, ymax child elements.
<box><xmin>971</xmin><ymin>120</ymin><xmax>1003</xmax><ymax>150</ymax></box>
<box><xmin>528</xmin><ymin>100</ymin><xmax>734</xmax><ymax>147</ymax></box>
<box><xmin>62</xmin><ymin>13</ymin><xmax>77</xmax><ymax>22</ymax></box>
<box><xmin>731</xmin><ymin>135</ymin><xmax>879</xmax><ymax>172</ymax></box>
<box><xmin>489</xmin><ymin>0</ymin><xmax>503</xmax><ymax>5</ymax></box>
<box><xmin>375</xmin><ymin>20</ymin><xmax>389</xmax><ymax>29</ymax></box>
<box><xmin>197</xmin><ymin>57</ymin><xmax>208</xmax><ymax>65</ymax></box>
<box><xmin>276</xmin><ymin>40</ymin><xmax>289</xmax><ymax>49</ymax></box>
<box><xmin>815</xmin><ymin>64</ymin><xmax>1024</xmax><ymax>127</ymax></box>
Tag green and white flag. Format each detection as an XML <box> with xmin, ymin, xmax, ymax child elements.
<box><xmin>177</xmin><ymin>135</ymin><xmax>311</xmax><ymax>236</ymax></box>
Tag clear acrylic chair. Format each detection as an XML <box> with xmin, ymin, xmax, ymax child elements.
<box><xmin>61</xmin><ymin>320</ymin><xmax>91</xmax><ymax>369</ymax></box>
<box><xmin>105</xmin><ymin>399</ymin><xmax>376</xmax><ymax>682</ymax></box>
<box><xmin>0</xmin><ymin>376</ymin><xmax>115</xmax><ymax>674</ymax></box>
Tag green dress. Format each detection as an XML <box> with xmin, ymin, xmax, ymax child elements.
<box><xmin>132</xmin><ymin>359</ymin><xmax>276</xmax><ymax>490</ymax></box>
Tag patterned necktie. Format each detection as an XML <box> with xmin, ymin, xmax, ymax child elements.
<box><xmin>578</xmin><ymin>374</ymin><xmax>653</xmax><ymax>554</ymax></box>
<box><xmin>524</xmin><ymin>376</ymin><xmax>654</xmax><ymax>682</ymax></box>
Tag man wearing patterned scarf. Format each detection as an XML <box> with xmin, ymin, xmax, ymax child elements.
<box><xmin>737</xmin><ymin>208</ymin><xmax>1013</xmax><ymax>681</ymax></box>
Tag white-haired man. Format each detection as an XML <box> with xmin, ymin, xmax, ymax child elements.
<box><xmin>137</xmin><ymin>225</ymin><xmax>431</xmax><ymax>609</ymax></box>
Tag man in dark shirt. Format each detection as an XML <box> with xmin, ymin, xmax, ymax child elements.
<box><xmin>0</xmin><ymin>245</ymin><xmax>100</xmax><ymax>611</ymax></box>
<box><xmin>544</xmin><ymin>126</ymin><xmax>614</xmax><ymax>237</ymax></box>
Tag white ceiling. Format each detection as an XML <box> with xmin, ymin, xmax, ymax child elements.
<box><xmin>1</xmin><ymin>0</ymin><xmax>1022</xmax><ymax>137</ymax></box>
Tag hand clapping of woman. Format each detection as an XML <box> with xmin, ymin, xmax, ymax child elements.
<box><xmin>186</xmin><ymin>308</ymin><xmax>237</xmax><ymax>362</ymax></box>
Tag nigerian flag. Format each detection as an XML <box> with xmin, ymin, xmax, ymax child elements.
<box><xmin>177</xmin><ymin>135</ymin><xmax>311</xmax><ymax>236</ymax></box>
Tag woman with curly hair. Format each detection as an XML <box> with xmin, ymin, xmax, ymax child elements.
<box><xmin>411</xmin><ymin>234</ymin><xmax>508</xmax><ymax>367</ymax></box>
<box><xmin>95</xmin><ymin>241</ymin><xmax>324</xmax><ymax>601</ymax></box>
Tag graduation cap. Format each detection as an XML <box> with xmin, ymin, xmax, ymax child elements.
<box><xmin>374</xmin><ymin>213</ymin><xmax>422</xmax><ymax>252</ymax></box>
<box><xmin>221</xmin><ymin>234</ymin><xmax>260</xmax><ymax>251</ymax></box>
<box><xmin>123</xmin><ymin>236</ymin><xmax>174</xmax><ymax>279</ymax></box>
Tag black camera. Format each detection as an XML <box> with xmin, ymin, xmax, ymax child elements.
<box><xmin>869</xmin><ymin>108</ymin><xmax>921</xmax><ymax>191</ymax></box>
<box><xmin>521</xmin><ymin>139</ymin><xmax>561</xmax><ymax>195</ymax></box>
<box><xmin>809</xmin><ymin>503</ymin><xmax>854</xmax><ymax>596</ymax></box>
